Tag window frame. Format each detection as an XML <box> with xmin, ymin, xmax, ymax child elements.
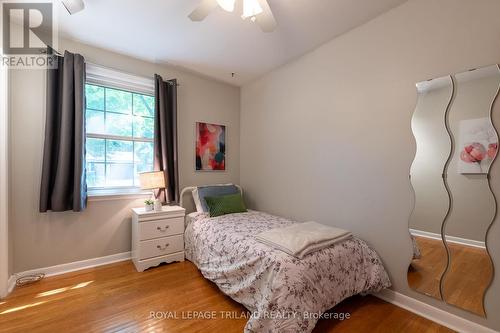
<box><xmin>85</xmin><ymin>64</ymin><xmax>155</xmax><ymax>197</ymax></box>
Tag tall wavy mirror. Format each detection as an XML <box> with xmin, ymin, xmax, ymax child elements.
<box><xmin>442</xmin><ymin>65</ymin><xmax>500</xmax><ymax>316</ymax></box>
<box><xmin>408</xmin><ymin>75</ymin><xmax>453</xmax><ymax>300</ymax></box>
<box><xmin>408</xmin><ymin>65</ymin><xmax>500</xmax><ymax>317</ymax></box>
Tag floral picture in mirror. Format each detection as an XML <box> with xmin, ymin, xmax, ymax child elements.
<box><xmin>457</xmin><ymin>117</ymin><xmax>497</xmax><ymax>174</ymax></box>
<box><xmin>195</xmin><ymin>122</ymin><xmax>226</xmax><ymax>171</ymax></box>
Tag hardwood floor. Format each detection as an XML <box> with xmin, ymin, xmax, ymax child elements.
<box><xmin>408</xmin><ymin>237</ymin><xmax>447</xmax><ymax>300</ymax></box>
<box><xmin>408</xmin><ymin>236</ymin><xmax>492</xmax><ymax>316</ymax></box>
<box><xmin>0</xmin><ymin>260</ymin><xmax>453</xmax><ymax>333</ymax></box>
<box><xmin>442</xmin><ymin>241</ymin><xmax>492</xmax><ymax>316</ymax></box>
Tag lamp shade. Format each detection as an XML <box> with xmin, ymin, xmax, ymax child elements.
<box><xmin>139</xmin><ymin>171</ymin><xmax>166</xmax><ymax>190</ymax></box>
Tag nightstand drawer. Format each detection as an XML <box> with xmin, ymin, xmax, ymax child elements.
<box><xmin>139</xmin><ymin>217</ymin><xmax>184</xmax><ymax>240</ymax></box>
<box><xmin>139</xmin><ymin>235</ymin><xmax>184</xmax><ymax>260</ymax></box>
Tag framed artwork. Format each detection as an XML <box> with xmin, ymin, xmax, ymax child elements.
<box><xmin>457</xmin><ymin>117</ymin><xmax>497</xmax><ymax>174</ymax></box>
<box><xmin>196</xmin><ymin>122</ymin><xmax>226</xmax><ymax>171</ymax></box>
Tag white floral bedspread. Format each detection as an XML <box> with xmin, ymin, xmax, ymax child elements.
<box><xmin>185</xmin><ymin>210</ymin><xmax>391</xmax><ymax>333</ymax></box>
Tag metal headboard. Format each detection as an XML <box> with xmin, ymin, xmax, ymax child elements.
<box><xmin>180</xmin><ymin>184</ymin><xmax>243</xmax><ymax>214</ymax></box>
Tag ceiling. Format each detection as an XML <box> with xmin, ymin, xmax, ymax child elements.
<box><xmin>57</xmin><ymin>0</ymin><xmax>407</xmax><ymax>86</ymax></box>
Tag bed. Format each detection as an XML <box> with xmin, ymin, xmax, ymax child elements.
<box><xmin>181</xmin><ymin>186</ymin><xmax>391</xmax><ymax>333</ymax></box>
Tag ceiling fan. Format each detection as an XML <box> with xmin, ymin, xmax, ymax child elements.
<box><xmin>189</xmin><ymin>0</ymin><xmax>277</xmax><ymax>32</ymax></box>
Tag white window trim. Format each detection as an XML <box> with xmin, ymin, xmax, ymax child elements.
<box><xmin>85</xmin><ymin>63</ymin><xmax>156</xmax><ymax>198</ymax></box>
<box><xmin>87</xmin><ymin>189</ymin><xmax>152</xmax><ymax>202</ymax></box>
<box><xmin>86</xmin><ymin>63</ymin><xmax>155</xmax><ymax>96</ymax></box>
<box><xmin>86</xmin><ymin>133</ymin><xmax>153</xmax><ymax>143</ymax></box>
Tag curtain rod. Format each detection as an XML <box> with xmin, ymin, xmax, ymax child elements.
<box><xmin>40</xmin><ymin>49</ymin><xmax>180</xmax><ymax>86</ymax></box>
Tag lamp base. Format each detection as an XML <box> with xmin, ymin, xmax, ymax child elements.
<box><xmin>153</xmin><ymin>199</ymin><xmax>162</xmax><ymax>212</ymax></box>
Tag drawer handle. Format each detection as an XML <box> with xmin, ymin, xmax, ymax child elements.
<box><xmin>157</xmin><ymin>243</ymin><xmax>170</xmax><ymax>250</ymax></box>
<box><xmin>157</xmin><ymin>226</ymin><xmax>170</xmax><ymax>232</ymax></box>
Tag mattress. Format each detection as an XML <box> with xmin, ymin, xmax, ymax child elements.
<box><xmin>185</xmin><ymin>210</ymin><xmax>391</xmax><ymax>333</ymax></box>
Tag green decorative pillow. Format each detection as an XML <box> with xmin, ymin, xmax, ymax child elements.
<box><xmin>204</xmin><ymin>193</ymin><xmax>247</xmax><ymax>217</ymax></box>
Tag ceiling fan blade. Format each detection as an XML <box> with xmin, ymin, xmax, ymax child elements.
<box><xmin>254</xmin><ymin>0</ymin><xmax>277</xmax><ymax>32</ymax></box>
<box><xmin>189</xmin><ymin>0</ymin><xmax>219</xmax><ymax>21</ymax></box>
<box><xmin>61</xmin><ymin>0</ymin><xmax>85</xmax><ymax>15</ymax></box>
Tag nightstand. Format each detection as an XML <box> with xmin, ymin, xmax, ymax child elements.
<box><xmin>131</xmin><ymin>205</ymin><xmax>186</xmax><ymax>272</ymax></box>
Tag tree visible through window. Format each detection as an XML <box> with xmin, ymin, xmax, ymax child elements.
<box><xmin>85</xmin><ymin>84</ymin><xmax>154</xmax><ymax>189</ymax></box>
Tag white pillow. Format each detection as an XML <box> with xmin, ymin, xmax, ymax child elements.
<box><xmin>192</xmin><ymin>187</ymin><xmax>204</xmax><ymax>213</ymax></box>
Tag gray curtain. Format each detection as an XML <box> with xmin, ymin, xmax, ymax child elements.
<box><xmin>154</xmin><ymin>74</ymin><xmax>179</xmax><ymax>204</ymax></box>
<box><xmin>39</xmin><ymin>51</ymin><xmax>87</xmax><ymax>212</ymax></box>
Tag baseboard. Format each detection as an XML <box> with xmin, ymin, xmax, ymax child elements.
<box><xmin>0</xmin><ymin>275</ymin><xmax>16</xmax><ymax>299</ymax></box>
<box><xmin>0</xmin><ymin>275</ymin><xmax>15</xmax><ymax>299</ymax></box>
<box><xmin>374</xmin><ymin>289</ymin><xmax>498</xmax><ymax>333</ymax></box>
<box><xmin>409</xmin><ymin>228</ymin><xmax>486</xmax><ymax>249</ymax></box>
<box><xmin>7</xmin><ymin>275</ymin><xmax>16</xmax><ymax>294</ymax></box>
<box><xmin>13</xmin><ymin>252</ymin><xmax>132</xmax><ymax>281</ymax></box>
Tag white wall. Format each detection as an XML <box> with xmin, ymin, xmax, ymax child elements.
<box><xmin>0</xmin><ymin>58</ymin><xmax>9</xmax><ymax>297</ymax></box>
<box><xmin>9</xmin><ymin>38</ymin><xmax>240</xmax><ymax>273</ymax></box>
<box><xmin>240</xmin><ymin>0</ymin><xmax>500</xmax><ymax>330</ymax></box>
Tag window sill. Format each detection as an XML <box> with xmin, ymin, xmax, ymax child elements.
<box><xmin>88</xmin><ymin>189</ymin><xmax>152</xmax><ymax>202</ymax></box>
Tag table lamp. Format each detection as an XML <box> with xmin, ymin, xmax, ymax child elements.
<box><xmin>139</xmin><ymin>171</ymin><xmax>166</xmax><ymax>212</ymax></box>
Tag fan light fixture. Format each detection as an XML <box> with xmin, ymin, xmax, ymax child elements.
<box><xmin>216</xmin><ymin>0</ymin><xmax>263</xmax><ymax>19</ymax></box>
<box><xmin>242</xmin><ymin>0</ymin><xmax>263</xmax><ymax>20</ymax></box>
<box><xmin>189</xmin><ymin>0</ymin><xmax>277</xmax><ymax>32</ymax></box>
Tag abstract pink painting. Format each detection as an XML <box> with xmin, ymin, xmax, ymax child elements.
<box><xmin>196</xmin><ymin>122</ymin><xmax>226</xmax><ymax>171</ymax></box>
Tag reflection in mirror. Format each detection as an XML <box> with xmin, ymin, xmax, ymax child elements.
<box><xmin>442</xmin><ymin>65</ymin><xmax>500</xmax><ymax>316</ymax></box>
<box><xmin>408</xmin><ymin>76</ymin><xmax>453</xmax><ymax>300</ymax></box>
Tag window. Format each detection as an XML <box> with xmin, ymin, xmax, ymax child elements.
<box><xmin>85</xmin><ymin>84</ymin><xmax>155</xmax><ymax>191</ymax></box>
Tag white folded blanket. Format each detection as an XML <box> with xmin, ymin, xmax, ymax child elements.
<box><xmin>255</xmin><ymin>221</ymin><xmax>352</xmax><ymax>259</ymax></box>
